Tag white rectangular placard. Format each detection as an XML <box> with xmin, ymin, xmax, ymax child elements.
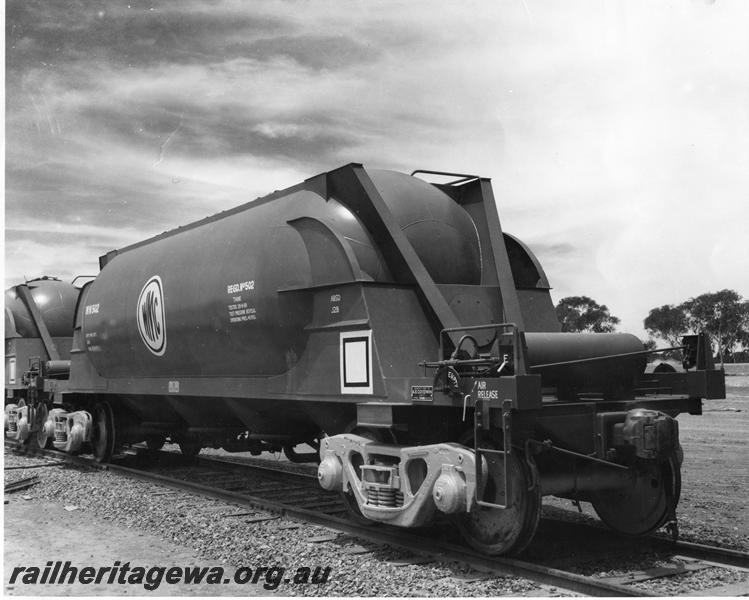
<box><xmin>340</xmin><ymin>330</ymin><xmax>373</xmax><ymax>395</ymax></box>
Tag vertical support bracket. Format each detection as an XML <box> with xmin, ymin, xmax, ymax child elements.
<box><xmin>476</xmin><ymin>179</ymin><xmax>526</xmax><ymax>331</ymax></box>
<box><xmin>326</xmin><ymin>164</ymin><xmax>463</xmax><ymax>340</ymax></box>
<box><xmin>15</xmin><ymin>285</ymin><xmax>61</xmax><ymax>362</ymax></box>
<box><xmin>474</xmin><ymin>398</ymin><xmax>514</xmax><ymax>510</ymax></box>
<box><xmin>448</xmin><ymin>177</ymin><xmax>526</xmax><ymax>331</ymax></box>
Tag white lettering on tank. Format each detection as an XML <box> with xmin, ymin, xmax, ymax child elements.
<box><xmin>227</xmin><ymin>280</ymin><xmax>255</xmax><ymax>294</ymax></box>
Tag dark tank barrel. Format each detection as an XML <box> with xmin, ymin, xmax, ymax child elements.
<box><xmin>525</xmin><ymin>332</ymin><xmax>647</xmax><ymax>400</ymax></box>
<box><xmin>5</xmin><ymin>277</ymin><xmax>80</xmax><ymax>339</ymax></box>
<box><xmin>5</xmin><ymin>277</ymin><xmax>80</xmax><ymax>380</ymax></box>
<box><xmin>80</xmin><ymin>169</ymin><xmax>482</xmax><ymax>380</ymax></box>
<box><xmin>77</xmin><ymin>165</ymin><xmax>648</xmax><ymax>402</ymax></box>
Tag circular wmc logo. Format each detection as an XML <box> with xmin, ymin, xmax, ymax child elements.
<box><xmin>137</xmin><ymin>276</ymin><xmax>166</xmax><ymax>356</ymax></box>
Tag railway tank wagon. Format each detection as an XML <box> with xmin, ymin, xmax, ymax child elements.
<box><xmin>4</xmin><ymin>277</ymin><xmax>81</xmax><ymax>447</ymax></box>
<box><xmin>5</xmin><ymin>164</ymin><xmax>725</xmax><ymax>555</ymax></box>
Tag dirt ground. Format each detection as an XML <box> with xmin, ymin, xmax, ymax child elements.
<box><xmin>673</xmin><ymin>369</ymin><xmax>749</xmax><ymax>550</ymax></box>
<box><xmin>3</xmin><ymin>500</ymin><xmax>272</xmax><ymax>596</ymax></box>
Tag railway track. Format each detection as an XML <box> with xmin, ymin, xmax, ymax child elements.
<box><xmin>6</xmin><ymin>441</ymin><xmax>748</xmax><ymax>596</ymax></box>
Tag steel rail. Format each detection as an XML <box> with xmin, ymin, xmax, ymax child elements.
<box><xmin>191</xmin><ymin>452</ymin><xmax>318</xmax><ymax>482</ymax></box>
<box><xmin>652</xmin><ymin>538</ymin><xmax>749</xmax><ymax>570</ymax></box>
<box><xmin>5</xmin><ymin>460</ymin><xmax>69</xmax><ymax>470</ymax></box>
<box><xmin>9</xmin><ymin>442</ymin><xmax>748</xmax><ymax>580</ymax></box>
<box><xmin>538</xmin><ymin>514</ymin><xmax>749</xmax><ymax>572</ymax></box>
<box><xmin>6</xmin><ymin>441</ymin><xmax>650</xmax><ymax>596</ymax></box>
<box><xmin>110</xmin><ymin>462</ymin><xmax>646</xmax><ymax>597</ymax></box>
<box><xmin>5</xmin><ymin>474</ymin><xmax>40</xmax><ymax>493</ymax></box>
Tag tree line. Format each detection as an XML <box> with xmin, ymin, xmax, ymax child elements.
<box><xmin>554</xmin><ymin>290</ymin><xmax>749</xmax><ymax>363</ymax></box>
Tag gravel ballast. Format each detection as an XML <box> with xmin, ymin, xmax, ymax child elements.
<box><xmin>3</xmin><ymin>451</ymin><xmax>556</xmax><ymax>597</ymax></box>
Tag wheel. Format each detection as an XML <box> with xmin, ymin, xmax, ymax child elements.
<box><xmin>34</xmin><ymin>404</ymin><xmax>52</xmax><ymax>449</ymax></box>
<box><xmin>283</xmin><ymin>442</ymin><xmax>320</xmax><ymax>463</ymax></box>
<box><xmin>340</xmin><ymin>469</ymin><xmax>372</xmax><ymax>525</ymax></box>
<box><xmin>456</xmin><ymin>443</ymin><xmax>541</xmax><ymax>556</ymax></box>
<box><xmin>178</xmin><ymin>440</ymin><xmax>202</xmax><ymax>458</ymax></box>
<box><xmin>91</xmin><ymin>402</ymin><xmax>116</xmax><ymax>463</ymax></box>
<box><xmin>591</xmin><ymin>455</ymin><xmax>681</xmax><ymax>536</ymax></box>
<box><xmin>15</xmin><ymin>399</ymin><xmax>32</xmax><ymax>446</ymax></box>
<box><xmin>131</xmin><ymin>436</ymin><xmax>166</xmax><ymax>465</ymax></box>
<box><xmin>146</xmin><ymin>436</ymin><xmax>166</xmax><ymax>451</ymax></box>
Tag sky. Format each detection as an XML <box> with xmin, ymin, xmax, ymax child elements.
<box><xmin>5</xmin><ymin>0</ymin><xmax>749</xmax><ymax>339</ymax></box>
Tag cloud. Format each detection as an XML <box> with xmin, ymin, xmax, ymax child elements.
<box><xmin>5</xmin><ymin>1</ymin><xmax>290</xmax><ymax>71</ymax></box>
<box><xmin>237</xmin><ymin>35</ymin><xmax>380</xmax><ymax>70</ymax></box>
<box><xmin>5</xmin><ymin>0</ymin><xmax>749</xmax><ymax>339</ymax></box>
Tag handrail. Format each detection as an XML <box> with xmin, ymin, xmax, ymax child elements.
<box><xmin>410</xmin><ymin>169</ymin><xmax>480</xmax><ymax>185</ymax></box>
<box><xmin>71</xmin><ymin>275</ymin><xmax>97</xmax><ymax>286</ymax></box>
<box><xmin>531</xmin><ymin>346</ymin><xmax>686</xmax><ymax>370</ymax></box>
